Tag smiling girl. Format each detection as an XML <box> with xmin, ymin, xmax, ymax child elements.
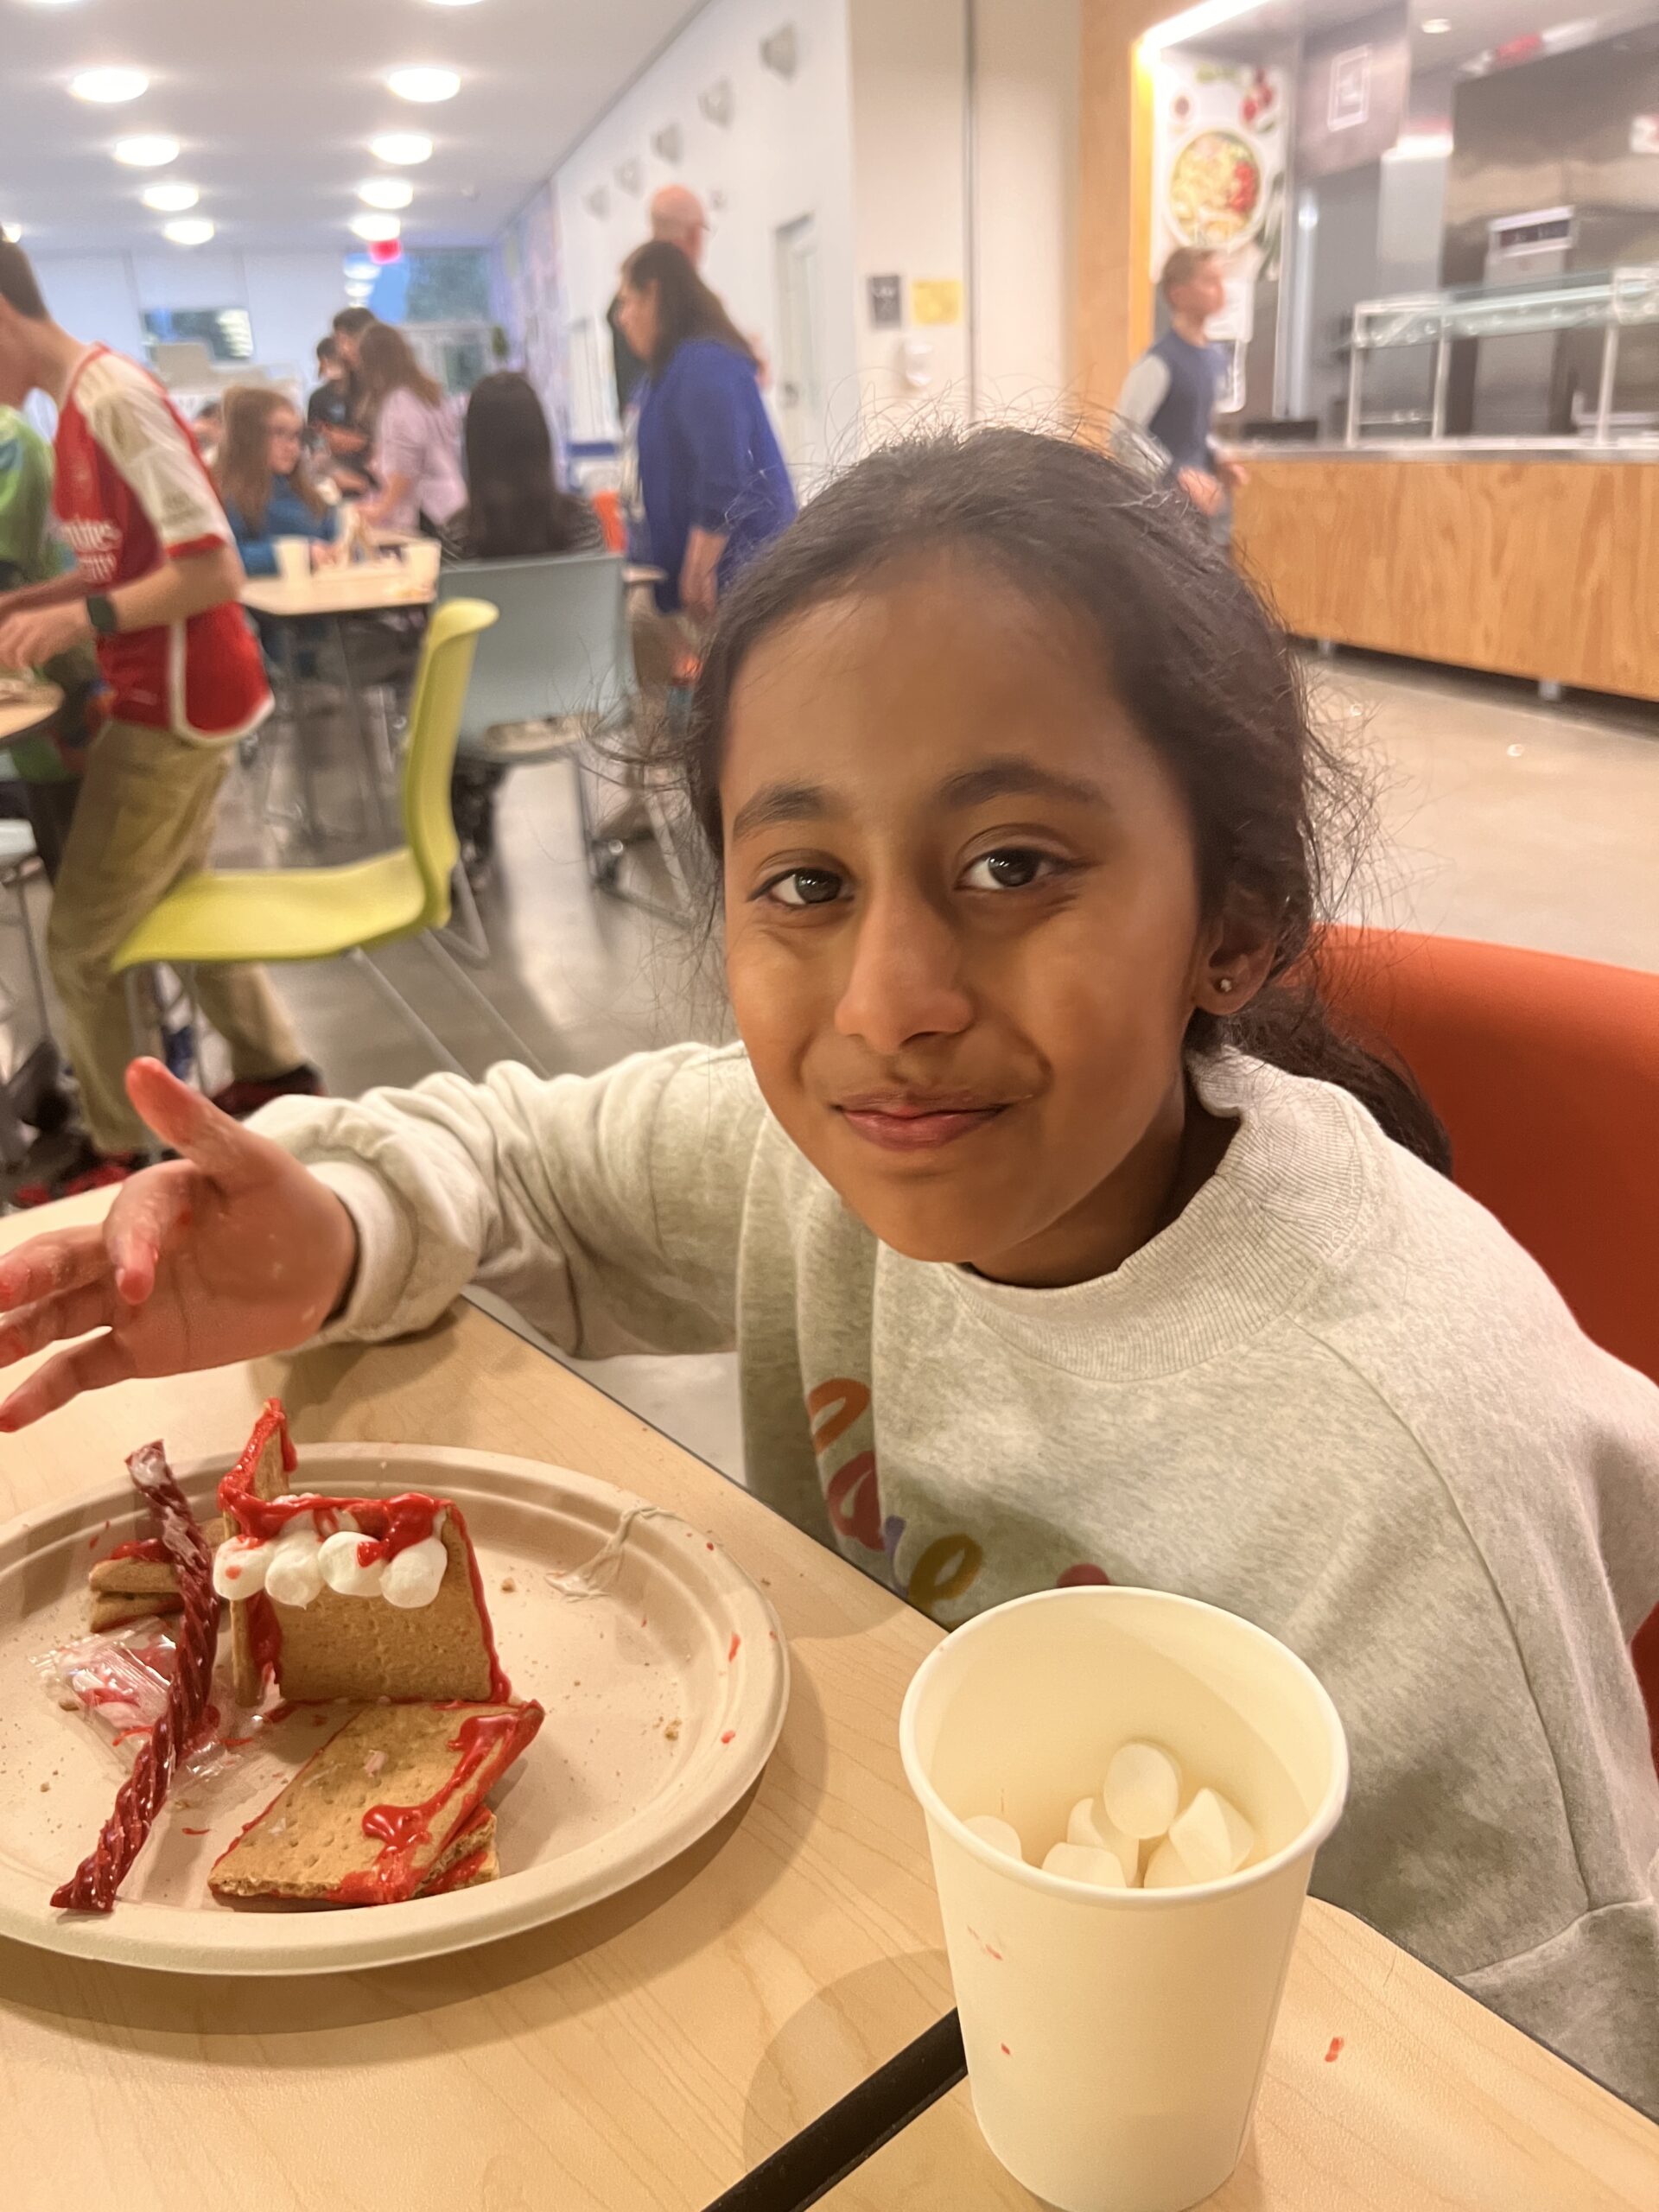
<box><xmin>0</xmin><ymin>431</ymin><xmax>1655</xmax><ymax>2113</ymax></box>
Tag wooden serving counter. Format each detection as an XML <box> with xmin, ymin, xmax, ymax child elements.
<box><xmin>1231</xmin><ymin>452</ymin><xmax>1659</xmax><ymax>701</ymax></box>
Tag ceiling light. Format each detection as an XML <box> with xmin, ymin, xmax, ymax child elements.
<box><xmin>358</xmin><ymin>176</ymin><xmax>413</xmax><ymax>210</ymax></box>
<box><xmin>371</xmin><ymin>130</ymin><xmax>433</xmax><ymax>164</ymax></box>
<box><xmin>162</xmin><ymin>218</ymin><xmax>215</xmax><ymax>246</ymax></box>
<box><xmin>112</xmin><ymin>134</ymin><xmax>179</xmax><ymax>167</ymax></box>
<box><xmin>1</xmin><ymin>224</ymin><xmax>22</xmax><ymax>244</ymax></box>
<box><xmin>142</xmin><ymin>181</ymin><xmax>199</xmax><ymax>212</ymax></box>
<box><xmin>424</xmin><ymin>0</ymin><xmax>485</xmax><ymax>7</ymax></box>
<box><xmin>70</xmin><ymin>66</ymin><xmax>149</xmax><ymax>103</ymax></box>
<box><xmin>351</xmin><ymin>213</ymin><xmax>402</xmax><ymax>242</ymax></box>
<box><xmin>1421</xmin><ymin>16</ymin><xmax>1452</xmax><ymax>30</ymax></box>
<box><xmin>387</xmin><ymin>67</ymin><xmax>460</xmax><ymax>103</ymax></box>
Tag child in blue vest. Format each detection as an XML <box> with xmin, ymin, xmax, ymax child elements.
<box><xmin>1116</xmin><ymin>248</ymin><xmax>1246</xmax><ymax>521</ymax></box>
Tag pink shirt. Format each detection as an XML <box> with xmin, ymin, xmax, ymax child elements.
<box><xmin>371</xmin><ymin>387</ymin><xmax>466</xmax><ymax>533</ymax></box>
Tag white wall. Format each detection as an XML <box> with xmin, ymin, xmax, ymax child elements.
<box><xmin>554</xmin><ymin>0</ymin><xmax>857</xmax><ymax>474</ymax></box>
<box><xmin>974</xmin><ymin>0</ymin><xmax>1079</xmax><ymax>416</ymax></box>
<box><xmin>27</xmin><ymin>248</ymin><xmax>348</xmax><ymax>388</ymax></box>
<box><xmin>847</xmin><ymin>0</ymin><xmax>969</xmax><ymax>431</ymax></box>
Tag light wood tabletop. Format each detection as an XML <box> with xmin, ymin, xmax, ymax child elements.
<box><xmin>0</xmin><ymin>1196</ymin><xmax>950</xmax><ymax>2212</ymax></box>
<box><xmin>240</xmin><ymin>564</ymin><xmax>435</xmax><ymax>619</ymax></box>
<box><xmin>817</xmin><ymin>1906</ymin><xmax>1659</xmax><ymax>2211</ymax></box>
<box><xmin>0</xmin><ymin>681</ymin><xmax>62</xmax><ymax>746</ymax></box>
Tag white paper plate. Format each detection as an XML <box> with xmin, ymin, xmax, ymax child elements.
<box><xmin>0</xmin><ymin>1445</ymin><xmax>789</xmax><ymax>1974</ymax></box>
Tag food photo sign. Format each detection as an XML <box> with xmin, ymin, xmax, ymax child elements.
<box><xmin>1150</xmin><ymin>52</ymin><xmax>1288</xmax><ymax>408</ymax></box>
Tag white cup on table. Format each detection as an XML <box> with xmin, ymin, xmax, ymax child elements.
<box><xmin>401</xmin><ymin>539</ymin><xmax>442</xmax><ymax>589</ymax></box>
<box><xmin>900</xmin><ymin>1586</ymin><xmax>1348</xmax><ymax>2212</ymax></box>
<box><xmin>272</xmin><ymin>537</ymin><xmax>312</xmax><ymax>587</ymax></box>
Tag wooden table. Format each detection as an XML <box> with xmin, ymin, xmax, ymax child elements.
<box><xmin>0</xmin><ymin>681</ymin><xmax>62</xmax><ymax>747</ymax></box>
<box><xmin>3</xmin><ymin>1197</ymin><xmax>1656</xmax><ymax>2211</ymax></box>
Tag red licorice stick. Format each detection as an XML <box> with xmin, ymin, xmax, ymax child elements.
<box><xmin>53</xmin><ymin>1444</ymin><xmax>218</xmax><ymax>1913</ymax></box>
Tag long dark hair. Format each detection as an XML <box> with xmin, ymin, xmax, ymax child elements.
<box><xmin>678</xmin><ymin>428</ymin><xmax>1451</xmax><ymax>1170</ymax></box>
<box><xmin>460</xmin><ymin>372</ymin><xmax>593</xmax><ymax>559</ymax></box>
<box><xmin>623</xmin><ymin>240</ymin><xmax>755</xmax><ymax>378</ymax></box>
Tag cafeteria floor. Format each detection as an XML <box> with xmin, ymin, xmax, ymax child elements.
<box><xmin>2</xmin><ymin>647</ymin><xmax>1655</xmax><ymax>1478</ymax></box>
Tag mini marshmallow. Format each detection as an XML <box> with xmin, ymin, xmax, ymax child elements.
<box><xmin>1066</xmin><ymin>1794</ymin><xmax>1142</xmax><ymax>1885</ymax></box>
<box><xmin>965</xmin><ymin>1814</ymin><xmax>1024</xmax><ymax>1862</ymax></box>
<box><xmin>381</xmin><ymin>1532</ymin><xmax>448</xmax><ymax>1609</ymax></box>
<box><xmin>1141</xmin><ymin>1839</ymin><xmax>1193</xmax><ymax>1889</ymax></box>
<box><xmin>1042</xmin><ymin>1841</ymin><xmax>1130</xmax><ymax>1888</ymax></box>
<box><xmin>1167</xmin><ymin>1787</ymin><xmax>1255</xmax><ymax>1882</ymax></box>
<box><xmin>1103</xmin><ymin>1741</ymin><xmax>1183</xmax><ymax>1840</ymax></box>
<box><xmin>264</xmin><ymin>1536</ymin><xmax>325</xmax><ymax>1609</ymax></box>
<box><xmin>318</xmin><ymin>1529</ymin><xmax>387</xmax><ymax>1599</ymax></box>
<box><xmin>213</xmin><ymin>1536</ymin><xmax>270</xmax><ymax>1599</ymax></box>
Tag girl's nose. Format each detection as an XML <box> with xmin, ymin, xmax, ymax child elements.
<box><xmin>834</xmin><ymin>889</ymin><xmax>973</xmax><ymax>1052</ymax></box>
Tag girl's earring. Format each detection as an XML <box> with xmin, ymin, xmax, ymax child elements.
<box><xmin>1215</xmin><ymin>976</ymin><xmax>1236</xmax><ymax>997</ymax></box>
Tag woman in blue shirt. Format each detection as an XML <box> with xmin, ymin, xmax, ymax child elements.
<box><xmin>215</xmin><ymin>387</ymin><xmax>340</xmax><ymax>577</ymax></box>
<box><xmin>615</xmin><ymin>242</ymin><xmax>795</xmax><ymax>627</ymax></box>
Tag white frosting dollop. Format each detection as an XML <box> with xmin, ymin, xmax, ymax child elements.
<box><xmin>212</xmin><ymin>1503</ymin><xmax>450</xmax><ymax>1611</ymax></box>
<box><xmin>381</xmin><ymin>1522</ymin><xmax>448</xmax><ymax>1610</ymax></box>
<box><xmin>318</xmin><ymin>1528</ymin><xmax>386</xmax><ymax>1599</ymax></box>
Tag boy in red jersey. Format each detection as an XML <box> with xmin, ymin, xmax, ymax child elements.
<box><xmin>0</xmin><ymin>243</ymin><xmax>319</xmax><ymax>1199</ymax></box>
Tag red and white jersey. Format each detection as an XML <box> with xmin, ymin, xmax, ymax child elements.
<box><xmin>53</xmin><ymin>346</ymin><xmax>270</xmax><ymax>741</ymax></box>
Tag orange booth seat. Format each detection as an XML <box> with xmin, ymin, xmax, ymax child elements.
<box><xmin>1317</xmin><ymin>926</ymin><xmax>1659</xmax><ymax>1770</ymax></box>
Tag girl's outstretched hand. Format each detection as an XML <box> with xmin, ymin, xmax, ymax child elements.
<box><xmin>0</xmin><ymin>1059</ymin><xmax>357</xmax><ymax>1431</ymax></box>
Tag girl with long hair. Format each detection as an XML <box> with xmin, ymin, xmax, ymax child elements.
<box><xmin>440</xmin><ymin>372</ymin><xmax>602</xmax><ymax>563</ymax></box>
<box><xmin>614</xmin><ymin>240</ymin><xmax>794</xmax><ymax>632</ymax></box>
<box><xmin>214</xmin><ymin>385</ymin><xmax>338</xmax><ymax>575</ymax></box>
<box><xmin>355</xmin><ymin>324</ymin><xmax>465</xmax><ymax>537</ymax></box>
<box><xmin>3</xmin><ymin>432</ymin><xmax>1656</xmax><ymax>2118</ymax></box>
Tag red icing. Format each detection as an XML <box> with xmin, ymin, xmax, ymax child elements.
<box><xmin>53</xmin><ymin>1444</ymin><xmax>218</xmax><ymax>1913</ymax></box>
<box><xmin>422</xmin><ymin>1841</ymin><xmax>490</xmax><ymax>1895</ymax></box>
<box><xmin>719</xmin><ymin>1729</ymin><xmax>735</xmax><ymax>1745</ymax></box>
<box><xmin>181</xmin><ymin>1827</ymin><xmax>209</xmax><ymax>1836</ymax></box>
<box><xmin>324</xmin><ymin>1705</ymin><xmax>543</xmax><ymax>1906</ymax></box>
<box><xmin>218</xmin><ymin>1400</ymin><xmax>509</xmax><ymax>1701</ymax></box>
<box><xmin>106</xmin><ymin>1536</ymin><xmax>168</xmax><ymax>1565</ymax></box>
<box><xmin>1324</xmin><ymin>2037</ymin><xmax>1344</xmax><ymax>2063</ymax></box>
<box><xmin>727</xmin><ymin>1632</ymin><xmax>741</xmax><ymax>1663</ymax></box>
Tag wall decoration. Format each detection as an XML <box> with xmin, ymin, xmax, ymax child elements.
<box><xmin>760</xmin><ymin>27</ymin><xmax>799</xmax><ymax>80</ymax></box>
<box><xmin>699</xmin><ymin>78</ymin><xmax>735</xmax><ymax>128</ymax></box>
<box><xmin>651</xmin><ymin>124</ymin><xmax>683</xmax><ymax>164</ymax></box>
<box><xmin>492</xmin><ymin>179</ymin><xmax>569</xmax><ymax>450</ymax></box>
<box><xmin>867</xmin><ymin>272</ymin><xmax>903</xmax><ymax>327</ymax></box>
<box><xmin>615</xmin><ymin>158</ymin><xmax>644</xmax><ymax>196</ymax></box>
<box><xmin>583</xmin><ymin>185</ymin><xmax>610</xmax><ymax>220</ymax></box>
<box><xmin>911</xmin><ymin>277</ymin><xmax>963</xmax><ymax>326</ymax></box>
<box><xmin>1297</xmin><ymin>4</ymin><xmax>1410</xmax><ymax>179</ymax></box>
<box><xmin>1150</xmin><ymin>51</ymin><xmax>1288</xmax><ymax>283</ymax></box>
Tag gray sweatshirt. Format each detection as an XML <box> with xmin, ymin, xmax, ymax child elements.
<box><xmin>261</xmin><ymin>1045</ymin><xmax>1659</xmax><ymax>2116</ymax></box>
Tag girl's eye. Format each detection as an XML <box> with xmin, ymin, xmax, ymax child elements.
<box><xmin>961</xmin><ymin>848</ymin><xmax>1063</xmax><ymax>892</ymax></box>
<box><xmin>760</xmin><ymin>867</ymin><xmax>846</xmax><ymax>908</ymax></box>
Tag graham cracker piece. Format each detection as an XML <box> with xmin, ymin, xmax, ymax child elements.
<box><xmin>267</xmin><ymin>1519</ymin><xmax>496</xmax><ymax>1705</ymax></box>
<box><xmin>228</xmin><ymin>1416</ymin><xmax>293</xmax><ymax>1706</ymax></box>
<box><xmin>209</xmin><ymin>1700</ymin><xmax>539</xmax><ymax>1904</ymax></box>
<box><xmin>91</xmin><ymin>1592</ymin><xmax>183</xmax><ymax>1631</ymax></box>
<box><xmin>416</xmin><ymin>1807</ymin><xmax>498</xmax><ymax>1895</ymax></box>
<box><xmin>89</xmin><ymin>1519</ymin><xmax>226</xmax><ymax>1598</ymax></box>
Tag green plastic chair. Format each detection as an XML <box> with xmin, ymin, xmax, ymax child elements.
<box><xmin>113</xmin><ymin>598</ymin><xmax>548</xmax><ymax>1080</ymax></box>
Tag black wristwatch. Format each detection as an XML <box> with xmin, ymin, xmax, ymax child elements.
<box><xmin>85</xmin><ymin>594</ymin><xmax>119</xmax><ymax>635</ymax></box>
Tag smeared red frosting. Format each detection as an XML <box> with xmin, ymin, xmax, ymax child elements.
<box><xmin>327</xmin><ymin>1704</ymin><xmax>542</xmax><ymax>1905</ymax></box>
<box><xmin>105</xmin><ymin>1536</ymin><xmax>168</xmax><ymax>1566</ymax></box>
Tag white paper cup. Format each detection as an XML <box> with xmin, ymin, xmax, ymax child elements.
<box><xmin>402</xmin><ymin>538</ymin><xmax>442</xmax><ymax>588</ymax></box>
<box><xmin>900</xmin><ymin>1587</ymin><xmax>1347</xmax><ymax>2212</ymax></box>
<box><xmin>272</xmin><ymin>537</ymin><xmax>312</xmax><ymax>586</ymax></box>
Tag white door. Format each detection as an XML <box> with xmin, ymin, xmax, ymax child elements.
<box><xmin>772</xmin><ymin>213</ymin><xmax>823</xmax><ymax>474</ymax></box>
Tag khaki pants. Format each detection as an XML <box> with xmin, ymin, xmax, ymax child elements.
<box><xmin>47</xmin><ymin>719</ymin><xmax>302</xmax><ymax>1154</ymax></box>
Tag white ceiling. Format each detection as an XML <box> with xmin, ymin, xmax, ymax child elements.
<box><xmin>1191</xmin><ymin>0</ymin><xmax>1649</xmax><ymax>76</ymax></box>
<box><xmin>3</xmin><ymin>0</ymin><xmax>705</xmax><ymax>255</ymax></box>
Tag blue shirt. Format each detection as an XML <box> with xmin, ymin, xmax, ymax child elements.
<box><xmin>222</xmin><ymin>476</ymin><xmax>340</xmax><ymax>577</ymax></box>
<box><xmin>632</xmin><ymin>339</ymin><xmax>796</xmax><ymax>613</ymax></box>
<box><xmin>1143</xmin><ymin>328</ymin><xmax>1227</xmax><ymax>478</ymax></box>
